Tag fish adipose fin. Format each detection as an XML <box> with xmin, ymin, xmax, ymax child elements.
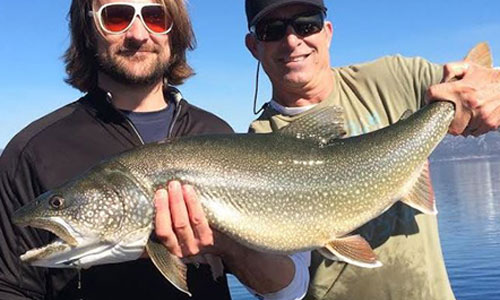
<box><xmin>278</xmin><ymin>106</ymin><xmax>346</xmax><ymax>146</ymax></box>
<box><xmin>400</xmin><ymin>161</ymin><xmax>437</xmax><ymax>215</ymax></box>
<box><xmin>320</xmin><ymin>235</ymin><xmax>382</xmax><ymax>268</ymax></box>
<box><xmin>146</xmin><ymin>238</ymin><xmax>191</xmax><ymax>297</ymax></box>
<box><xmin>399</xmin><ymin>109</ymin><xmax>413</xmax><ymax>121</ymax></box>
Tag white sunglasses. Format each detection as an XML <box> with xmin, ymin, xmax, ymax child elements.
<box><xmin>89</xmin><ymin>2</ymin><xmax>173</xmax><ymax>35</ymax></box>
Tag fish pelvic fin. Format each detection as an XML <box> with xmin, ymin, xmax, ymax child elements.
<box><xmin>278</xmin><ymin>106</ymin><xmax>346</xmax><ymax>147</ymax></box>
<box><xmin>321</xmin><ymin>235</ymin><xmax>382</xmax><ymax>268</ymax></box>
<box><xmin>464</xmin><ymin>42</ymin><xmax>493</xmax><ymax>68</ymax></box>
<box><xmin>400</xmin><ymin>160</ymin><xmax>437</xmax><ymax>215</ymax></box>
<box><xmin>146</xmin><ymin>238</ymin><xmax>191</xmax><ymax>297</ymax></box>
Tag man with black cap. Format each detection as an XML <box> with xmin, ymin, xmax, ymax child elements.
<box><xmin>0</xmin><ymin>0</ymin><xmax>309</xmax><ymax>299</ymax></box>
<box><xmin>244</xmin><ymin>0</ymin><xmax>500</xmax><ymax>299</ymax></box>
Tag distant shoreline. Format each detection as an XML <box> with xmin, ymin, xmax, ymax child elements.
<box><xmin>430</xmin><ymin>155</ymin><xmax>500</xmax><ymax>163</ymax></box>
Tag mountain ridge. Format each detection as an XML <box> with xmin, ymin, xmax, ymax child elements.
<box><xmin>430</xmin><ymin>131</ymin><xmax>500</xmax><ymax>161</ymax></box>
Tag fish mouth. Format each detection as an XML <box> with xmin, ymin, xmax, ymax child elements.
<box><xmin>17</xmin><ymin>217</ymin><xmax>78</xmax><ymax>247</ymax></box>
<box><xmin>20</xmin><ymin>239</ymin><xmax>73</xmax><ymax>265</ymax></box>
<box><xmin>16</xmin><ymin>217</ymin><xmax>83</xmax><ymax>266</ymax></box>
<box><xmin>18</xmin><ymin>218</ymin><xmax>152</xmax><ymax>268</ymax></box>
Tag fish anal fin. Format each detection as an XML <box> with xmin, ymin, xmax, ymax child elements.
<box><xmin>322</xmin><ymin>235</ymin><xmax>382</xmax><ymax>268</ymax></box>
<box><xmin>400</xmin><ymin>160</ymin><xmax>437</xmax><ymax>215</ymax></box>
<box><xmin>464</xmin><ymin>42</ymin><xmax>493</xmax><ymax>68</ymax></box>
<box><xmin>146</xmin><ymin>239</ymin><xmax>191</xmax><ymax>297</ymax></box>
<box><xmin>278</xmin><ymin>106</ymin><xmax>346</xmax><ymax>146</ymax></box>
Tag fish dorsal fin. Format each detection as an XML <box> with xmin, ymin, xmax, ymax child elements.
<box><xmin>320</xmin><ymin>235</ymin><xmax>382</xmax><ymax>268</ymax></box>
<box><xmin>464</xmin><ymin>42</ymin><xmax>493</xmax><ymax>68</ymax></box>
<box><xmin>400</xmin><ymin>161</ymin><xmax>437</xmax><ymax>215</ymax></box>
<box><xmin>146</xmin><ymin>238</ymin><xmax>191</xmax><ymax>296</ymax></box>
<box><xmin>278</xmin><ymin>106</ymin><xmax>346</xmax><ymax>146</ymax></box>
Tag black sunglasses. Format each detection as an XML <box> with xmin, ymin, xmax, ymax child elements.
<box><xmin>250</xmin><ymin>11</ymin><xmax>325</xmax><ymax>42</ymax></box>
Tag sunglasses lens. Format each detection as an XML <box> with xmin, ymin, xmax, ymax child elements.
<box><xmin>254</xmin><ymin>12</ymin><xmax>324</xmax><ymax>42</ymax></box>
<box><xmin>142</xmin><ymin>6</ymin><xmax>171</xmax><ymax>33</ymax></box>
<box><xmin>101</xmin><ymin>5</ymin><xmax>135</xmax><ymax>32</ymax></box>
<box><xmin>293</xmin><ymin>14</ymin><xmax>323</xmax><ymax>36</ymax></box>
<box><xmin>255</xmin><ymin>20</ymin><xmax>287</xmax><ymax>42</ymax></box>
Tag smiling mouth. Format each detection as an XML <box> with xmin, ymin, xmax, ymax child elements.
<box><xmin>120</xmin><ymin>50</ymin><xmax>154</xmax><ymax>57</ymax></box>
<box><xmin>280</xmin><ymin>54</ymin><xmax>310</xmax><ymax>64</ymax></box>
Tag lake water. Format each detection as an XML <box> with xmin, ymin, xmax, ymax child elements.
<box><xmin>431</xmin><ymin>158</ymin><xmax>500</xmax><ymax>300</ymax></box>
<box><xmin>228</xmin><ymin>157</ymin><xmax>500</xmax><ymax>299</ymax></box>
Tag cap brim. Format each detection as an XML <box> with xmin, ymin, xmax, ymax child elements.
<box><xmin>249</xmin><ymin>0</ymin><xmax>326</xmax><ymax>28</ymax></box>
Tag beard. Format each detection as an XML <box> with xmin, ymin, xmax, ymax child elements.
<box><xmin>96</xmin><ymin>44</ymin><xmax>170</xmax><ymax>87</ymax></box>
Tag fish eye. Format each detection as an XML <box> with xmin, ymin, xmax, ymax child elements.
<box><xmin>49</xmin><ymin>196</ymin><xmax>65</xmax><ymax>209</ymax></box>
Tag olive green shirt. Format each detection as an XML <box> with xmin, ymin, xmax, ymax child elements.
<box><xmin>250</xmin><ymin>56</ymin><xmax>455</xmax><ymax>300</ymax></box>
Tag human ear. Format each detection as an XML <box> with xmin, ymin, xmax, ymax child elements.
<box><xmin>245</xmin><ymin>33</ymin><xmax>260</xmax><ymax>60</ymax></box>
<box><xmin>324</xmin><ymin>21</ymin><xmax>333</xmax><ymax>49</ymax></box>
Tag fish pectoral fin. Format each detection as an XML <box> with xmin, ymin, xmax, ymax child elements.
<box><xmin>322</xmin><ymin>235</ymin><xmax>382</xmax><ymax>268</ymax></box>
<box><xmin>278</xmin><ymin>106</ymin><xmax>346</xmax><ymax>146</ymax></box>
<box><xmin>401</xmin><ymin>160</ymin><xmax>437</xmax><ymax>215</ymax></box>
<box><xmin>146</xmin><ymin>239</ymin><xmax>191</xmax><ymax>297</ymax></box>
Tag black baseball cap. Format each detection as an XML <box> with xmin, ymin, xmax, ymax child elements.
<box><xmin>245</xmin><ymin>0</ymin><xmax>327</xmax><ymax>28</ymax></box>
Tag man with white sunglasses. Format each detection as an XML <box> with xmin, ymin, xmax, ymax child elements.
<box><xmin>244</xmin><ymin>0</ymin><xmax>500</xmax><ymax>299</ymax></box>
<box><xmin>0</xmin><ymin>0</ymin><xmax>308</xmax><ymax>299</ymax></box>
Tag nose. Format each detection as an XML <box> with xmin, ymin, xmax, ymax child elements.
<box><xmin>125</xmin><ymin>16</ymin><xmax>149</xmax><ymax>43</ymax></box>
<box><xmin>282</xmin><ymin>25</ymin><xmax>301</xmax><ymax>48</ymax></box>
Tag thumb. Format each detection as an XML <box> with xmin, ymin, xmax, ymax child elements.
<box><xmin>442</xmin><ymin>61</ymin><xmax>470</xmax><ymax>82</ymax></box>
<box><xmin>425</xmin><ymin>82</ymin><xmax>472</xmax><ymax>135</ymax></box>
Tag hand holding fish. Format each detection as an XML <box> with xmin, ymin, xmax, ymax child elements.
<box><xmin>154</xmin><ymin>181</ymin><xmax>216</xmax><ymax>258</ymax></box>
<box><xmin>153</xmin><ymin>181</ymin><xmax>297</xmax><ymax>295</ymax></box>
<box><xmin>426</xmin><ymin>45</ymin><xmax>500</xmax><ymax>136</ymax></box>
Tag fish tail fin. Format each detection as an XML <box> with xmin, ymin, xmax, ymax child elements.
<box><xmin>464</xmin><ymin>42</ymin><xmax>493</xmax><ymax>68</ymax></box>
<box><xmin>320</xmin><ymin>235</ymin><xmax>382</xmax><ymax>268</ymax></box>
<box><xmin>400</xmin><ymin>160</ymin><xmax>437</xmax><ymax>215</ymax></box>
<box><xmin>146</xmin><ymin>238</ymin><xmax>191</xmax><ymax>297</ymax></box>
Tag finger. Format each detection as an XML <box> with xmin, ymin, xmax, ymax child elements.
<box><xmin>154</xmin><ymin>188</ymin><xmax>181</xmax><ymax>256</ymax></box>
<box><xmin>466</xmin><ymin>102</ymin><xmax>500</xmax><ymax>136</ymax></box>
<box><xmin>463</xmin><ymin>89</ymin><xmax>500</xmax><ymax>136</ymax></box>
<box><xmin>426</xmin><ymin>83</ymin><xmax>470</xmax><ymax>135</ymax></box>
<box><xmin>168</xmin><ymin>181</ymin><xmax>198</xmax><ymax>256</ymax></box>
<box><xmin>449</xmin><ymin>104</ymin><xmax>472</xmax><ymax>136</ymax></box>
<box><xmin>481</xmin><ymin>104</ymin><xmax>500</xmax><ymax>134</ymax></box>
<box><xmin>442</xmin><ymin>61</ymin><xmax>470</xmax><ymax>82</ymax></box>
<box><xmin>425</xmin><ymin>81</ymin><xmax>455</xmax><ymax>104</ymax></box>
<box><xmin>183</xmin><ymin>185</ymin><xmax>214</xmax><ymax>248</ymax></box>
<box><xmin>472</xmin><ymin>82</ymin><xmax>500</xmax><ymax>108</ymax></box>
<box><xmin>426</xmin><ymin>80</ymin><xmax>479</xmax><ymax>135</ymax></box>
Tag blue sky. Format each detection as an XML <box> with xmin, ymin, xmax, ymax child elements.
<box><xmin>0</xmin><ymin>1</ymin><xmax>499</xmax><ymax>149</ymax></box>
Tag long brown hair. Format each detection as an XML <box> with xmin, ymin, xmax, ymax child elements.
<box><xmin>63</xmin><ymin>0</ymin><xmax>196</xmax><ymax>92</ymax></box>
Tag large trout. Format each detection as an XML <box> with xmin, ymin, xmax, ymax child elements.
<box><xmin>12</xmin><ymin>43</ymin><xmax>493</xmax><ymax>296</ymax></box>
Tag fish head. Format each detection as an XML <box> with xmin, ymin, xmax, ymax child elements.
<box><xmin>12</xmin><ymin>164</ymin><xmax>153</xmax><ymax>269</ymax></box>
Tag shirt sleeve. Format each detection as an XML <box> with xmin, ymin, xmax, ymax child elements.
<box><xmin>245</xmin><ymin>251</ymin><xmax>311</xmax><ymax>300</ymax></box>
<box><xmin>0</xmin><ymin>145</ymin><xmax>48</xmax><ymax>299</ymax></box>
